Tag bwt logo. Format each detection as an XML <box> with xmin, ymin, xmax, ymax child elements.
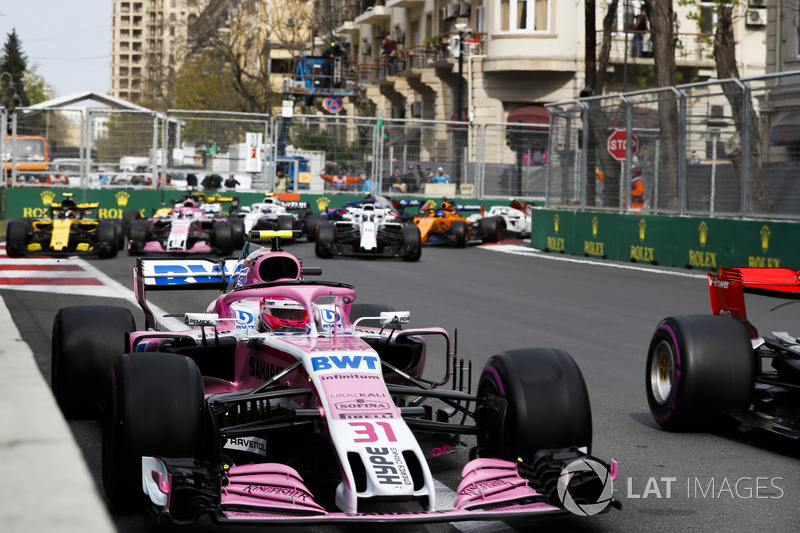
<box><xmin>311</xmin><ymin>355</ymin><xmax>379</xmax><ymax>372</ymax></box>
<box><xmin>234</xmin><ymin>309</ymin><xmax>255</xmax><ymax>329</ymax></box>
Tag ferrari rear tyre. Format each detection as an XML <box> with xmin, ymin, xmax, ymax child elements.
<box><xmin>646</xmin><ymin>315</ymin><xmax>753</xmax><ymax>431</ymax></box>
<box><xmin>6</xmin><ymin>219</ymin><xmax>27</xmax><ymax>258</ymax></box>
<box><xmin>477</xmin><ymin>348</ymin><xmax>592</xmax><ymax>463</ymax></box>
<box><xmin>315</xmin><ymin>221</ymin><xmax>336</xmax><ymax>258</ymax></box>
<box><xmin>51</xmin><ymin>305</ymin><xmax>136</xmax><ymax>419</ymax></box>
<box><xmin>96</xmin><ymin>220</ymin><xmax>118</xmax><ymax>258</ymax></box>
<box><xmin>127</xmin><ymin>219</ymin><xmax>149</xmax><ymax>254</ymax></box>
<box><xmin>212</xmin><ymin>220</ymin><xmax>234</xmax><ymax>255</ymax></box>
<box><xmin>451</xmin><ymin>220</ymin><xmax>467</xmax><ymax>248</ymax></box>
<box><xmin>480</xmin><ymin>216</ymin><xmax>505</xmax><ymax>243</ymax></box>
<box><xmin>102</xmin><ymin>352</ymin><xmax>205</xmax><ymax>510</ymax></box>
<box><xmin>305</xmin><ymin>214</ymin><xmax>323</xmax><ymax>242</ymax></box>
<box><xmin>231</xmin><ymin>218</ymin><xmax>246</xmax><ymax>249</ymax></box>
<box><xmin>401</xmin><ymin>224</ymin><xmax>422</xmax><ymax>262</ymax></box>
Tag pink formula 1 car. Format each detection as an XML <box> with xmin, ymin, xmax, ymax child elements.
<box><xmin>126</xmin><ymin>200</ymin><xmax>235</xmax><ymax>255</ymax></box>
<box><xmin>51</xmin><ymin>232</ymin><xmax>619</xmax><ymax>526</ymax></box>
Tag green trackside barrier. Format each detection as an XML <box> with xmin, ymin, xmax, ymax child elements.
<box><xmin>533</xmin><ymin>208</ymin><xmax>800</xmax><ymax>271</ymax></box>
<box><xmin>4</xmin><ymin>188</ymin><xmax>534</xmax><ymax>221</ymax></box>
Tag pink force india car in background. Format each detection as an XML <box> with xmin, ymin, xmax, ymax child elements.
<box><xmin>126</xmin><ymin>198</ymin><xmax>240</xmax><ymax>255</ymax></box>
<box><xmin>51</xmin><ymin>231</ymin><xmax>620</xmax><ymax>526</ymax></box>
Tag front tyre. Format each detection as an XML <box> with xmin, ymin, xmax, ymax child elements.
<box><xmin>400</xmin><ymin>224</ymin><xmax>422</xmax><ymax>262</ymax></box>
<box><xmin>451</xmin><ymin>220</ymin><xmax>467</xmax><ymax>248</ymax></box>
<box><xmin>6</xmin><ymin>219</ymin><xmax>27</xmax><ymax>258</ymax></box>
<box><xmin>305</xmin><ymin>214</ymin><xmax>323</xmax><ymax>242</ymax></box>
<box><xmin>102</xmin><ymin>353</ymin><xmax>205</xmax><ymax>510</ymax></box>
<box><xmin>212</xmin><ymin>220</ymin><xmax>234</xmax><ymax>255</ymax></box>
<box><xmin>480</xmin><ymin>216</ymin><xmax>505</xmax><ymax>243</ymax></box>
<box><xmin>96</xmin><ymin>220</ymin><xmax>118</xmax><ymax>258</ymax></box>
<box><xmin>477</xmin><ymin>348</ymin><xmax>592</xmax><ymax>463</ymax></box>
<box><xmin>315</xmin><ymin>221</ymin><xmax>336</xmax><ymax>258</ymax></box>
<box><xmin>646</xmin><ymin>315</ymin><xmax>753</xmax><ymax>431</ymax></box>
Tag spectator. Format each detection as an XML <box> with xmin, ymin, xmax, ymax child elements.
<box><xmin>320</xmin><ymin>168</ymin><xmax>363</xmax><ymax>191</ymax></box>
<box><xmin>406</xmin><ymin>165</ymin><xmax>419</xmax><ymax>193</ymax></box>
<box><xmin>430</xmin><ymin>167</ymin><xmax>451</xmax><ymax>184</ymax></box>
<box><xmin>631</xmin><ymin>9</ymin><xmax>648</xmax><ymax>58</ymax></box>
<box><xmin>361</xmin><ymin>173</ymin><xmax>377</xmax><ymax>194</ymax></box>
<box><xmin>202</xmin><ymin>173</ymin><xmax>223</xmax><ymax>190</ymax></box>
<box><xmin>689</xmin><ymin>151</ymin><xmax>700</xmax><ymax>165</ymax></box>
<box><xmin>631</xmin><ymin>166</ymin><xmax>645</xmax><ymax>212</ymax></box>
<box><xmin>186</xmin><ymin>173</ymin><xmax>198</xmax><ymax>189</ymax></box>
<box><xmin>381</xmin><ymin>33</ymin><xmax>397</xmax><ymax>76</ymax></box>
<box><xmin>391</xmin><ymin>173</ymin><xmax>407</xmax><ymax>193</ymax></box>
<box><xmin>672</xmin><ymin>12</ymin><xmax>681</xmax><ymax>51</ymax></box>
<box><xmin>225</xmin><ymin>174</ymin><xmax>240</xmax><ymax>189</ymax></box>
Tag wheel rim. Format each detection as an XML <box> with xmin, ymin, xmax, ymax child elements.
<box><xmin>650</xmin><ymin>339</ymin><xmax>675</xmax><ymax>405</ymax></box>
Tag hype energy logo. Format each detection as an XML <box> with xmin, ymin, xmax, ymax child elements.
<box><xmin>558</xmin><ymin>458</ymin><xmax>614</xmax><ymax>516</ymax></box>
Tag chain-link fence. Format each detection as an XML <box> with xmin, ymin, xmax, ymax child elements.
<box><xmin>547</xmin><ymin>71</ymin><xmax>800</xmax><ymax>219</ymax></box>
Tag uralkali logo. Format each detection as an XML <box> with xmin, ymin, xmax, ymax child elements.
<box><xmin>557</xmin><ymin>458</ymin><xmax>614</xmax><ymax>516</ymax></box>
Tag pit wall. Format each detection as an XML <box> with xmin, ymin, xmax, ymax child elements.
<box><xmin>4</xmin><ymin>188</ymin><xmax>520</xmax><ymax>221</ymax></box>
<box><xmin>531</xmin><ymin>208</ymin><xmax>800</xmax><ymax>271</ymax></box>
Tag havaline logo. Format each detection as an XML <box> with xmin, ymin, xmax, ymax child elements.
<box><xmin>760</xmin><ymin>225</ymin><xmax>770</xmax><ymax>253</ymax></box>
<box><xmin>638</xmin><ymin>218</ymin><xmax>646</xmax><ymax>242</ymax></box>
<box><xmin>554</xmin><ymin>214</ymin><xmax>560</xmax><ymax>233</ymax></box>
<box><xmin>699</xmin><ymin>221</ymin><xmax>708</xmax><ymax>247</ymax></box>
<box><xmin>316</xmin><ymin>196</ymin><xmax>331</xmax><ymax>211</ymax></box>
<box><xmin>557</xmin><ymin>458</ymin><xmax>613</xmax><ymax>516</ymax></box>
<box><xmin>41</xmin><ymin>190</ymin><xmax>56</xmax><ymax>205</ymax></box>
<box><xmin>591</xmin><ymin>216</ymin><xmax>599</xmax><ymax>238</ymax></box>
<box><xmin>116</xmin><ymin>190</ymin><xmax>130</xmax><ymax>206</ymax></box>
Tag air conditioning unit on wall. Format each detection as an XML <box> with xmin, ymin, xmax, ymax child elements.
<box><xmin>441</xmin><ymin>3</ymin><xmax>458</xmax><ymax>21</ymax></box>
<box><xmin>746</xmin><ymin>8</ymin><xmax>766</xmax><ymax>27</ymax></box>
<box><xmin>458</xmin><ymin>2</ymin><xmax>470</xmax><ymax>17</ymax></box>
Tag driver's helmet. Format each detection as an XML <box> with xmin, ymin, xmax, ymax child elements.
<box><xmin>63</xmin><ymin>209</ymin><xmax>76</xmax><ymax>219</ymax></box>
<box><xmin>182</xmin><ymin>199</ymin><xmax>197</xmax><ymax>208</ymax></box>
<box><xmin>435</xmin><ymin>209</ymin><xmax>446</xmax><ymax>217</ymax></box>
<box><xmin>259</xmin><ymin>297</ymin><xmax>308</xmax><ymax>331</ymax></box>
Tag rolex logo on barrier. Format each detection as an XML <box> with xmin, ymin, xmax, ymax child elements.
<box><xmin>316</xmin><ymin>197</ymin><xmax>331</xmax><ymax>211</ymax></box>
<box><xmin>116</xmin><ymin>191</ymin><xmax>130</xmax><ymax>206</ymax></box>
<box><xmin>592</xmin><ymin>216</ymin><xmax>599</xmax><ymax>238</ymax></box>
<box><xmin>638</xmin><ymin>219</ymin><xmax>647</xmax><ymax>242</ymax></box>
<box><xmin>698</xmin><ymin>221</ymin><xmax>708</xmax><ymax>247</ymax></box>
<box><xmin>760</xmin><ymin>225</ymin><xmax>770</xmax><ymax>253</ymax></box>
<box><xmin>554</xmin><ymin>214</ymin><xmax>560</xmax><ymax>233</ymax></box>
<box><xmin>41</xmin><ymin>190</ymin><xmax>56</xmax><ymax>205</ymax></box>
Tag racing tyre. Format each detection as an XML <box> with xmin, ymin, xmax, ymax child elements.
<box><xmin>480</xmin><ymin>216</ymin><xmax>506</xmax><ymax>244</ymax></box>
<box><xmin>315</xmin><ymin>221</ymin><xmax>336</xmax><ymax>258</ymax></box>
<box><xmin>646</xmin><ymin>315</ymin><xmax>753</xmax><ymax>432</ymax></box>
<box><xmin>305</xmin><ymin>214</ymin><xmax>323</xmax><ymax>242</ymax></box>
<box><xmin>401</xmin><ymin>224</ymin><xmax>422</xmax><ymax>262</ymax></box>
<box><xmin>231</xmin><ymin>217</ymin><xmax>246</xmax><ymax>249</ymax></box>
<box><xmin>5</xmin><ymin>219</ymin><xmax>27</xmax><ymax>258</ymax></box>
<box><xmin>122</xmin><ymin>209</ymin><xmax>141</xmax><ymax>237</ymax></box>
<box><xmin>127</xmin><ymin>219</ymin><xmax>149</xmax><ymax>255</ymax></box>
<box><xmin>96</xmin><ymin>220</ymin><xmax>119</xmax><ymax>259</ymax></box>
<box><xmin>278</xmin><ymin>215</ymin><xmax>295</xmax><ymax>243</ymax></box>
<box><xmin>451</xmin><ymin>220</ymin><xmax>468</xmax><ymax>248</ymax></box>
<box><xmin>102</xmin><ymin>352</ymin><xmax>205</xmax><ymax>510</ymax></box>
<box><xmin>212</xmin><ymin>220</ymin><xmax>234</xmax><ymax>255</ymax></box>
<box><xmin>52</xmin><ymin>306</ymin><xmax>136</xmax><ymax>419</ymax></box>
<box><xmin>113</xmin><ymin>219</ymin><xmax>125</xmax><ymax>250</ymax></box>
<box><xmin>477</xmin><ymin>348</ymin><xmax>592</xmax><ymax>463</ymax></box>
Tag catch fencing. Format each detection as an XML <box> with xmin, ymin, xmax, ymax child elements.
<box><xmin>547</xmin><ymin>70</ymin><xmax>800</xmax><ymax>219</ymax></box>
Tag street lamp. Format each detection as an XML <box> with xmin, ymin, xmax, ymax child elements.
<box><xmin>453</xmin><ymin>22</ymin><xmax>471</xmax><ymax>190</ymax></box>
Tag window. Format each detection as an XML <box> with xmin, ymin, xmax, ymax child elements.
<box><xmin>498</xmin><ymin>0</ymin><xmax>549</xmax><ymax>33</ymax></box>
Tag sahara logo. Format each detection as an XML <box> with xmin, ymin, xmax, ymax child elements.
<box><xmin>557</xmin><ymin>458</ymin><xmax>614</xmax><ymax>516</ymax></box>
<box><xmin>41</xmin><ymin>190</ymin><xmax>56</xmax><ymax>205</ymax></box>
<box><xmin>116</xmin><ymin>190</ymin><xmax>130</xmax><ymax>206</ymax></box>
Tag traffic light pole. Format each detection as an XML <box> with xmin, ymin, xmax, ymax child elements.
<box><xmin>455</xmin><ymin>29</ymin><xmax>465</xmax><ymax>189</ymax></box>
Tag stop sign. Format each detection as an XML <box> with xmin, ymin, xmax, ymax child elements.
<box><xmin>607</xmin><ymin>129</ymin><xmax>639</xmax><ymax>161</ymax></box>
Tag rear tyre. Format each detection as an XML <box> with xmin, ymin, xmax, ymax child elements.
<box><xmin>113</xmin><ymin>219</ymin><xmax>125</xmax><ymax>250</ymax></box>
<box><xmin>127</xmin><ymin>219</ymin><xmax>149</xmax><ymax>254</ymax></box>
<box><xmin>122</xmin><ymin>209</ymin><xmax>142</xmax><ymax>238</ymax></box>
<box><xmin>96</xmin><ymin>220</ymin><xmax>118</xmax><ymax>258</ymax></box>
<box><xmin>102</xmin><ymin>353</ymin><xmax>204</xmax><ymax>510</ymax></box>
<box><xmin>646</xmin><ymin>315</ymin><xmax>754</xmax><ymax>431</ymax></box>
<box><xmin>480</xmin><ymin>216</ymin><xmax>506</xmax><ymax>243</ymax></box>
<box><xmin>277</xmin><ymin>215</ymin><xmax>295</xmax><ymax>243</ymax></box>
<box><xmin>315</xmin><ymin>221</ymin><xmax>336</xmax><ymax>258</ymax></box>
<box><xmin>477</xmin><ymin>348</ymin><xmax>592</xmax><ymax>463</ymax></box>
<box><xmin>6</xmin><ymin>219</ymin><xmax>27</xmax><ymax>258</ymax></box>
<box><xmin>230</xmin><ymin>218</ymin><xmax>246</xmax><ymax>249</ymax></box>
<box><xmin>451</xmin><ymin>220</ymin><xmax>467</xmax><ymax>248</ymax></box>
<box><xmin>212</xmin><ymin>220</ymin><xmax>234</xmax><ymax>255</ymax></box>
<box><xmin>401</xmin><ymin>224</ymin><xmax>422</xmax><ymax>262</ymax></box>
<box><xmin>305</xmin><ymin>214</ymin><xmax>323</xmax><ymax>242</ymax></box>
<box><xmin>51</xmin><ymin>306</ymin><xmax>136</xmax><ymax>419</ymax></box>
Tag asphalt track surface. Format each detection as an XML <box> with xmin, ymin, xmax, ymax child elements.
<box><xmin>3</xmin><ymin>240</ymin><xmax>800</xmax><ymax>532</ymax></box>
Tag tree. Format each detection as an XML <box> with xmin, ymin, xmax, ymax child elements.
<box><xmin>1</xmin><ymin>29</ymin><xmax>30</xmax><ymax>109</ymax></box>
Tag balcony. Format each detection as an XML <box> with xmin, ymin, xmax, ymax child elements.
<box><xmin>602</xmin><ymin>30</ymin><xmax>715</xmax><ymax>69</ymax></box>
<box><xmin>385</xmin><ymin>0</ymin><xmax>425</xmax><ymax>8</ymax></box>
<box><xmin>354</xmin><ymin>5</ymin><xmax>391</xmax><ymax>26</ymax></box>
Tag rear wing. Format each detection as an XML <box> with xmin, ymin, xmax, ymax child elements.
<box><xmin>282</xmin><ymin>201</ymin><xmax>310</xmax><ymax>211</ymax></box>
<box><xmin>708</xmin><ymin>267</ymin><xmax>800</xmax><ymax>338</ymax></box>
<box><xmin>134</xmin><ymin>258</ymin><xmax>240</xmax><ymax>330</ymax></box>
